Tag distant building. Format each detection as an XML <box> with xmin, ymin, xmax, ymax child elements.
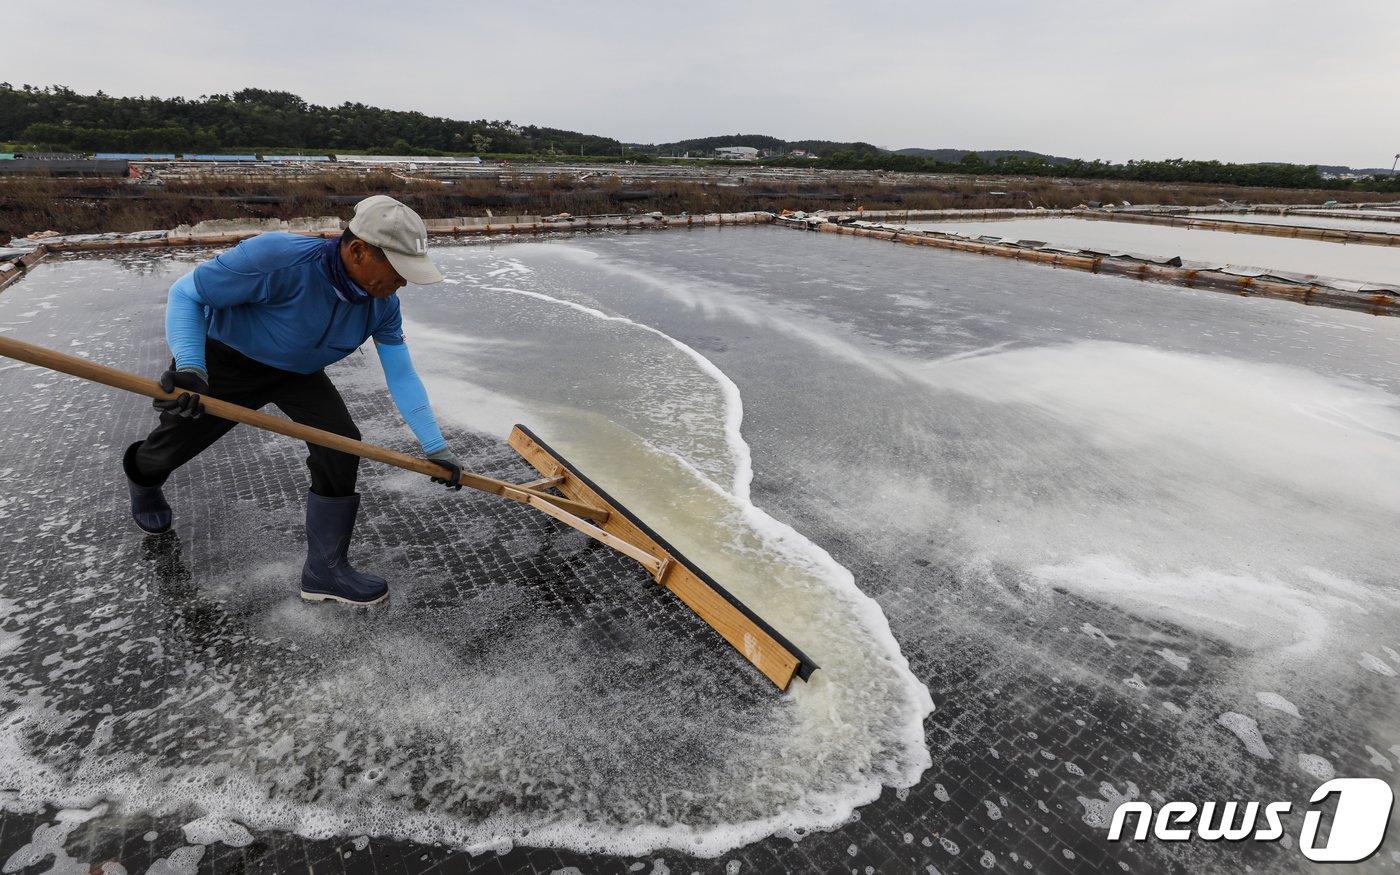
<box><xmin>715</xmin><ymin>146</ymin><xmax>759</xmax><ymax>161</ymax></box>
<box><xmin>95</xmin><ymin>153</ymin><xmax>177</xmax><ymax>161</ymax></box>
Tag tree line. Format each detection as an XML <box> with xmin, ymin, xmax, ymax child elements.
<box><xmin>773</xmin><ymin>150</ymin><xmax>1395</xmax><ymax>192</ymax></box>
<box><xmin>0</xmin><ymin>84</ymin><xmax>624</xmax><ymax>156</ymax></box>
<box><xmin>3</xmin><ymin>84</ymin><xmax>1395</xmax><ymax>192</ymax></box>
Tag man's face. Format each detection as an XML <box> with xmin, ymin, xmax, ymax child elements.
<box><xmin>342</xmin><ymin>239</ymin><xmax>407</xmax><ymax>298</ymax></box>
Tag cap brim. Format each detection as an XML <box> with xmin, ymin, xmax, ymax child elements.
<box><xmin>383</xmin><ymin>248</ymin><xmax>444</xmax><ymax>285</ymax></box>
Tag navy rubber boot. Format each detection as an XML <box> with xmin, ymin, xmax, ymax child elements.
<box><xmin>123</xmin><ymin>442</ymin><xmax>172</xmax><ymax>534</ymax></box>
<box><xmin>300</xmin><ymin>492</ymin><xmax>389</xmax><ymax>605</ymax></box>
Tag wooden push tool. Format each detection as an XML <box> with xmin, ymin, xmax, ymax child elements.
<box><xmin>0</xmin><ymin>334</ymin><xmax>818</xmax><ymax>690</ymax></box>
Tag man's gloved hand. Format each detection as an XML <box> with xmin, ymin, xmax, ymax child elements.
<box><xmin>154</xmin><ymin>368</ymin><xmax>209</xmax><ymax>419</ymax></box>
<box><xmin>426</xmin><ymin>447</ymin><xmax>463</xmax><ymax>490</ymax></box>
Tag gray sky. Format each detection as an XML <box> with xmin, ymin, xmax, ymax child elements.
<box><xmin>8</xmin><ymin>0</ymin><xmax>1400</xmax><ymax>168</ymax></box>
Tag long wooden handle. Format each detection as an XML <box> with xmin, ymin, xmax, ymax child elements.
<box><xmin>0</xmin><ymin>333</ymin><xmax>606</xmax><ymax>520</ymax></box>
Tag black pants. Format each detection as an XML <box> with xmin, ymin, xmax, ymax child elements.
<box><xmin>131</xmin><ymin>338</ymin><xmax>361</xmax><ymax>497</ymax></box>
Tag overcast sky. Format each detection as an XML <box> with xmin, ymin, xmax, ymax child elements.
<box><xmin>8</xmin><ymin>1</ymin><xmax>1399</xmax><ymax>168</ymax></box>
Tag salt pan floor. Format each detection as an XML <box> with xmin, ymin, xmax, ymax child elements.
<box><xmin>1</xmin><ymin>226</ymin><xmax>1398</xmax><ymax>873</ymax></box>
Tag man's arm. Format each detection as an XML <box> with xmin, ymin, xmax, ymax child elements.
<box><xmin>152</xmin><ymin>272</ymin><xmax>216</xmax><ymax>418</ymax></box>
<box><xmin>166</xmin><ymin>272</ymin><xmax>212</xmax><ymax>382</ymax></box>
<box><xmin>375</xmin><ymin>340</ymin><xmax>460</xmax><ymax>488</ymax></box>
<box><xmin>165</xmin><ymin>240</ymin><xmax>274</xmax><ymax>380</ymax></box>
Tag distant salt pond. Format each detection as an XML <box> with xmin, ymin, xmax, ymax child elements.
<box><xmin>902</xmin><ymin>217</ymin><xmax>1400</xmax><ymax>286</ymax></box>
<box><xmin>1188</xmin><ymin>212</ymin><xmax>1400</xmax><ymax>236</ymax></box>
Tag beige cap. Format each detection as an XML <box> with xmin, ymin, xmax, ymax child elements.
<box><xmin>348</xmin><ymin>195</ymin><xmax>444</xmax><ymax>285</ymax></box>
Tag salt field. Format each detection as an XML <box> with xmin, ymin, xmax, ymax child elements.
<box><xmin>1191</xmin><ymin>213</ymin><xmax>1400</xmax><ymax>235</ymax></box>
<box><xmin>1294</xmin><ymin>209</ymin><xmax>1400</xmax><ymax>221</ymax></box>
<box><xmin>903</xmin><ymin>216</ymin><xmax>1400</xmax><ymax>285</ymax></box>
<box><xmin>1</xmin><ymin>226</ymin><xmax>1399</xmax><ymax>873</ymax></box>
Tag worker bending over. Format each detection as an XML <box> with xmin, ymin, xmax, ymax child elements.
<box><xmin>122</xmin><ymin>195</ymin><xmax>462</xmax><ymax>606</ymax></box>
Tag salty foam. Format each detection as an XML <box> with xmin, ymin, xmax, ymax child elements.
<box><xmin>1217</xmin><ymin>712</ymin><xmax>1272</xmax><ymax>760</ymax></box>
<box><xmin>420</xmin><ymin>255</ymin><xmax>933</xmax><ymax>851</ymax></box>
<box><xmin>1034</xmin><ymin>557</ymin><xmax>1340</xmax><ymax>658</ymax></box>
<box><xmin>1155</xmin><ymin>649</ymin><xmax>1189</xmax><ymax>671</ymax></box>
<box><xmin>475</xmin><ymin>283</ymin><xmax>750</xmax><ymax>496</ymax></box>
<box><xmin>921</xmin><ymin>344</ymin><xmax>1400</xmax><ymax>680</ymax></box>
<box><xmin>1297</xmin><ymin>754</ymin><xmax>1334</xmax><ymax>781</ymax></box>
<box><xmin>181</xmin><ymin>815</ymin><xmax>254</xmax><ymax>848</ymax></box>
<box><xmin>1256</xmin><ymin>692</ymin><xmax>1299</xmax><ymax>718</ymax></box>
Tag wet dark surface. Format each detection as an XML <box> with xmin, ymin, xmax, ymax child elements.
<box><xmin>2</xmin><ymin>232</ymin><xmax>1398</xmax><ymax>874</ymax></box>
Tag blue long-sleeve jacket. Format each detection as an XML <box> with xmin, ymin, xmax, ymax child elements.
<box><xmin>166</xmin><ymin>232</ymin><xmax>446</xmax><ymax>453</ymax></box>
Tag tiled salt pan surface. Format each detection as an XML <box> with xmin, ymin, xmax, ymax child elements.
<box><xmin>2</xmin><ymin>228</ymin><xmax>1399</xmax><ymax>874</ymax></box>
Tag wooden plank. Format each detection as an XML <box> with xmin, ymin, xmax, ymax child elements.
<box><xmin>0</xmin><ymin>246</ymin><xmax>48</xmax><ymax>293</ymax></box>
<box><xmin>511</xmin><ymin>430</ymin><xmax>668</xmax><ymax>563</ymax></box>
<box><xmin>518</xmin><ymin>475</ymin><xmax>566</xmax><ymax>490</ymax></box>
<box><xmin>657</xmin><ymin>561</ymin><xmax>801</xmax><ymax>689</ymax></box>
<box><xmin>509</xmin><ymin>425</ymin><xmax>816</xmax><ymax>691</ymax></box>
<box><xmin>502</xmin><ymin>487</ymin><xmax>660</xmax><ymax>573</ymax></box>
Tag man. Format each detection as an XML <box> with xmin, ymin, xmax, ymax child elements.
<box><xmin>122</xmin><ymin>195</ymin><xmax>462</xmax><ymax>606</ymax></box>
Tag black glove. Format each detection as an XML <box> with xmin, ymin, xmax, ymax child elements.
<box><xmin>427</xmin><ymin>448</ymin><xmax>463</xmax><ymax>491</ymax></box>
<box><xmin>154</xmin><ymin>368</ymin><xmax>209</xmax><ymax>419</ymax></box>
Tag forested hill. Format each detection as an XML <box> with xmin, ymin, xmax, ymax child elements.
<box><xmin>0</xmin><ymin>85</ymin><xmax>624</xmax><ymax>155</ymax></box>
<box><xmin>0</xmin><ymin>85</ymin><xmax>884</xmax><ymax>158</ymax></box>
<box><xmin>651</xmin><ymin>134</ymin><xmax>883</xmax><ymax>156</ymax></box>
<box><xmin>892</xmin><ymin>148</ymin><xmax>1078</xmax><ymax>164</ymax></box>
<box><xmin>2</xmin><ymin>84</ymin><xmax>1393</xmax><ymax>192</ymax></box>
